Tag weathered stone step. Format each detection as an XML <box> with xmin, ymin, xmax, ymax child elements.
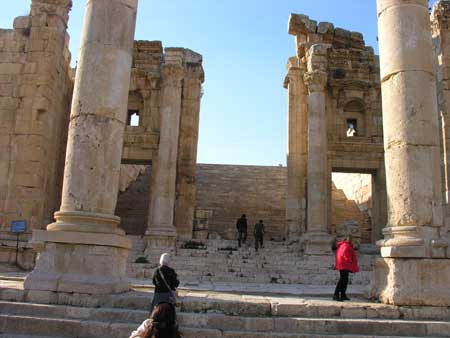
<box><xmin>2</xmin><ymin>293</ymin><xmax>450</xmax><ymax>322</ymax></box>
<box><xmin>0</xmin><ymin>309</ymin><xmax>449</xmax><ymax>338</ymax></box>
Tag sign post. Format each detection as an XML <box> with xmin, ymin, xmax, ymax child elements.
<box><xmin>10</xmin><ymin>220</ymin><xmax>27</xmax><ymax>266</ymax></box>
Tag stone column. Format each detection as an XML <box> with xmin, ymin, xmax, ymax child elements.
<box><xmin>285</xmin><ymin>57</ymin><xmax>308</xmax><ymax>242</ymax></box>
<box><xmin>302</xmin><ymin>44</ymin><xmax>332</xmax><ymax>254</ymax></box>
<box><xmin>24</xmin><ymin>0</ymin><xmax>138</xmax><ymax>295</ymax></box>
<box><xmin>146</xmin><ymin>51</ymin><xmax>184</xmax><ymax>250</ymax></box>
<box><xmin>371</xmin><ymin>0</ymin><xmax>450</xmax><ymax>306</ymax></box>
<box><xmin>174</xmin><ymin>51</ymin><xmax>204</xmax><ymax>240</ymax></box>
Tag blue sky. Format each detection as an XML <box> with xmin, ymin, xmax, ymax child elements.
<box><xmin>1</xmin><ymin>1</ymin><xmax>438</xmax><ymax>166</ymax></box>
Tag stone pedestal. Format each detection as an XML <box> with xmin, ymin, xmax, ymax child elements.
<box><xmin>24</xmin><ymin>0</ymin><xmax>138</xmax><ymax>295</ymax></box>
<box><xmin>302</xmin><ymin>50</ymin><xmax>332</xmax><ymax>254</ymax></box>
<box><xmin>146</xmin><ymin>56</ymin><xmax>185</xmax><ymax>249</ymax></box>
<box><xmin>25</xmin><ymin>230</ymin><xmax>130</xmax><ymax>294</ymax></box>
<box><xmin>370</xmin><ymin>258</ymin><xmax>450</xmax><ymax>306</ymax></box>
<box><xmin>373</xmin><ymin>0</ymin><xmax>450</xmax><ymax>305</ymax></box>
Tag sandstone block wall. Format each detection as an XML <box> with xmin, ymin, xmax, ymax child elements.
<box><xmin>195</xmin><ymin>164</ymin><xmax>288</xmax><ymax>241</ymax></box>
<box><xmin>194</xmin><ymin>164</ymin><xmax>372</xmax><ymax>243</ymax></box>
<box><xmin>116</xmin><ymin>165</ymin><xmax>151</xmax><ymax>235</ymax></box>
<box><xmin>0</xmin><ymin>0</ymin><xmax>73</xmax><ymax>257</ymax></box>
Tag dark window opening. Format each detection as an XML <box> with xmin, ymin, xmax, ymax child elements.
<box><xmin>346</xmin><ymin>119</ymin><xmax>357</xmax><ymax>137</ymax></box>
<box><xmin>127</xmin><ymin>109</ymin><xmax>140</xmax><ymax>126</ymax></box>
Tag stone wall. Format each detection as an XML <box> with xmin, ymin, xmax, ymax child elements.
<box><xmin>193</xmin><ymin>164</ymin><xmax>375</xmax><ymax>244</ymax></box>
<box><xmin>116</xmin><ymin>165</ymin><xmax>151</xmax><ymax>235</ymax></box>
<box><xmin>195</xmin><ymin>164</ymin><xmax>288</xmax><ymax>241</ymax></box>
<box><xmin>332</xmin><ymin>173</ymin><xmax>372</xmax><ymax>213</ymax></box>
<box><xmin>0</xmin><ymin>0</ymin><xmax>73</xmax><ymax>268</ymax></box>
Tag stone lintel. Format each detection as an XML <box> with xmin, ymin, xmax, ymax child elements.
<box><xmin>31</xmin><ymin>229</ymin><xmax>132</xmax><ymax>249</ymax></box>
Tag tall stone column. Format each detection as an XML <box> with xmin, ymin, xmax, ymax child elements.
<box><xmin>302</xmin><ymin>44</ymin><xmax>332</xmax><ymax>254</ymax></box>
<box><xmin>285</xmin><ymin>57</ymin><xmax>308</xmax><ymax>242</ymax></box>
<box><xmin>146</xmin><ymin>51</ymin><xmax>184</xmax><ymax>250</ymax></box>
<box><xmin>175</xmin><ymin>52</ymin><xmax>204</xmax><ymax>240</ymax></box>
<box><xmin>371</xmin><ymin>0</ymin><xmax>450</xmax><ymax>306</ymax></box>
<box><xmin>24</xmin><ymin>0</ymin><xmax>138</xmax><ymax>295</ymax></box>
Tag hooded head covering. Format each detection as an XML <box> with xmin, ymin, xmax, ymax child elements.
<box><xmin>159</xmin><ymin>253</ymin><xmax>170</xmax><ymax>266</ymax></box>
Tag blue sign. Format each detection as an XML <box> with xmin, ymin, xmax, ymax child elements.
<box><xmin>11</xmin><ymin>220</ymin><xmax>27</xmax><ymax>233</ymax></box>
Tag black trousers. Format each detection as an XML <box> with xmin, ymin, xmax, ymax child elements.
<box><xmin>254</xmin><ymin>235</ymin><xmax>263</xmax><ymax>250</ymax></box>
<box><xmin>334</xmin><ymin>270</ymin><xmax>350</xmax><ymax>296</ymax></box>
<box><xmin>238</xmin><ymin>230</ymin><xmax>247</xmax><ymax>247</ymax></box>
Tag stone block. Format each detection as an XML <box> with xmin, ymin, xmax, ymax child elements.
<box><xmin>24</xmin><ymin>239</ymin><xmax>131</xmax><ymax>295</ymax></box>
<box><xmin>0</xmin><ymin>97</ymin><xmax>20</xmax><ymax>109</ymax></box>
<box><xmin>371</xmin><ymin>257</ymin><xmax>450</xmax><ymax>306</ymax></box>
<box><xmin>0</xmin><ymin>83</ymin><xmax>13</xmax><ymax>96</ymax></box>
<box><xmin>13</xmin><ymin>16</ymin><xmax>31</xmax><ymax>31</ymax></box>
<box><xmin>0</xmin><ymin>63</ymin><xmax>22</xmax><ymax>75</ymax></box>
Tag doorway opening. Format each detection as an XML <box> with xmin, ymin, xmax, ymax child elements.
<box><xmin>331</xmin><ymin>172</ymin><xmax>372</xmax><ymax>245</ymax></box>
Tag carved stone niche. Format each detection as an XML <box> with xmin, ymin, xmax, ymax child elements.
<box><xmin>339</xmin><ymin>98</ymin><xmax>366</xmax><ymax>139</ymax></box>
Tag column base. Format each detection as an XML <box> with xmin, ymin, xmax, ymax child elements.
<box><xmin>378</xmin><ymin>225</ymin><xmax>448</xmax><ymax>258</ymax></box>
<box><xmin>24</xmin><ymin>230</ymin><xmax>131</xmax><ymax>295</ymax></box>
<box><xmin>47</xmin><ymin>210</ymin><xmax>124</xmax><ymax>235</ymax></box>
<box><xmin>369</xmin><ymin>257</ymin><xmax>450</xmax><ymax>306</ymax></box>
<box><xmin>144</xmin><ymin>225</ymin><xmax>177</xmax><ymax>258</ymax></box>
<box><xmin>302</xmin><ymin>232</ymin><xmax>332</xmax><ymax>255</ymax></box>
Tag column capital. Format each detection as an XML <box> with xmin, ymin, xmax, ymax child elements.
<box><xmin>161</xmin><ymin>64</ymin><xmax>185</xmax><ymax>88</ymax></box>
<box><xmin>31</xmin><ymin>0</ymin><xmax>72</xmax><ymax>26</ymax></box>
<box><xmin>303</xmin><ymin>71</ymin><xmax>327</xmax><ymax>92</ymax></box>
<box><xmin>284</xmin><ymin>66</ymin><xmax>303</xmax><ymax>89</ymax></box>
<box><xmin>185</xmin><ymin>64</ymin><xmax>205</xmax><ymax>84</ymax></box>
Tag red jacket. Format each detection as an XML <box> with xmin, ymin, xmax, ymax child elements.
<box><xmin>335</xmin><ymin>240</ymin><xmax>359</xmax><ymax>273</ymax></box>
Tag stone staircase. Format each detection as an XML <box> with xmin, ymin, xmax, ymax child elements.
<box><xmin>0</xmin><ymin>289</ymin><xmax>449</xmax><ymax>338</ymax></box>
<box><xmin>127</xmin><ymin>237</ymin><xmax>377</xmax><ymax>286</ymax></box>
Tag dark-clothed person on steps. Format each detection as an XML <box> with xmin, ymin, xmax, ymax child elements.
<box><xmin>151</xmin><ymin>253</ymin><xmax>180</xmax><ymax>312</ymax></box>
<box><xmin>333</xmin><ymin>237</ymin><xmax>359</xmax><ymax>301</ymax></box>
<box><xmin>254</xmin><ymin>220</ymin><xmax>265</xmax><ymax>251</ymax></box>
<box><xmin>129</xmin><ymin>302</ymin><xmax>182</xmax><ymax>338</ymax></box>
<box><xmin>236</xmin><ymin>214</ymin><xmax>248</xmax><ymax>247</ymax></box>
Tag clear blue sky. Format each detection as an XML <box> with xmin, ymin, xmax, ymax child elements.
<box><xmin>1</xmin><ymin>1</ymin><xmax>438</xmax><ymax>166</ymax></box>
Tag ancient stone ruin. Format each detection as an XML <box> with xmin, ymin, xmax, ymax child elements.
<box><xmin>2</xmin><ymin>1</ymin><xmax>450</xmax><ymax>336</ymax></box>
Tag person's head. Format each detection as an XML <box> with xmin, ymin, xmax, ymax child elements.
<box><xmin>242</xmin><ymin>214</ymin><xmax>246</xmax><ymax>218</ymax></box>
<box><xmin>159</xmin><ymin>253</ymin><xmax>170</xmax><ymax>267</ymax></box>
<box><xmin>150</xmin><ymin>302</ymin><xmax>177</xmax><ymax>338</ymax></box>
<box><xmin>259</xmin><ymin>220</ymin><xmax>263</xmax><ymax>223</ymax></box>
<box><xmin>343</xmin><ymin>235</ymin><xmax>355</xmax><ymax>246</ymax></box>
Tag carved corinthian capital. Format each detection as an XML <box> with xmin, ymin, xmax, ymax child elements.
<box><xmin>161</xmin><ymin>64</ymin><xmax>185</xmax><ymax>88</ymax></box>
<box><xmin>303</xmin><ymin>71</ymin><xmax>327</xmax><ymax>93</ymax></box>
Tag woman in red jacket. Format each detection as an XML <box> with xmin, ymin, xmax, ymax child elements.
<box><xmin>333</xmin><ymin>236</ymin><xmax>359</xmax><ymax>301</ymax></box>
